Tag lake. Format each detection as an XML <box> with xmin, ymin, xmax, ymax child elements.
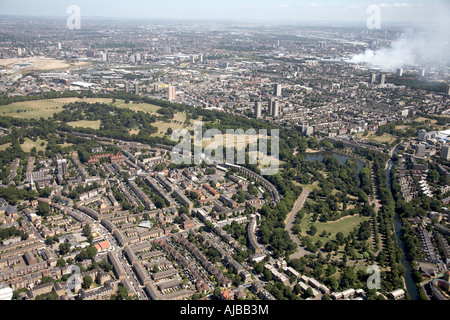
<box><xmin>305</xmin><ymin>151</ymin><xmax>365</xmax><ymax>174</ymax></box>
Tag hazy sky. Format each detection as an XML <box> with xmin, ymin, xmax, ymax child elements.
<box><xmin>0</xmin><ymin>0</ymin><xmax>448</xmax><ymax>24</ymax></box>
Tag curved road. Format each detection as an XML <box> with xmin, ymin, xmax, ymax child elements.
<box><xmin>284</xmin><ymin>189</ymin><xmax>310</xmax><ymax>260</ymax></box>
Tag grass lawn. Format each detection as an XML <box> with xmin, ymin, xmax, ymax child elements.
<box><xmin>151</xmin><ymin>112</ymin><xmax>194</xmax><ymax>137</ymax></box>
<box><xmin>413</xmin><ymin>117</ymin><xmax>437</xmax><ymax>124</ymax></box>
<box><xmin>0</xmin><ymin>100</ymin><xmax>66</xmax><ymax>119</ymax></box>
<box><xmin>114</xmin><ymin>100</ymin><xmax>161</xmax><ymax>114</ymax></box>
<box><xmin>299</xmin><ymin>210</ymin><xmax>369</xmax><ymax>244</ymax></box>
<box><xmin>20</xmin><ymin>138</ymin><xmax>47</xmax><ymax>153</ymax></box>
<box><xmin>67</xmin><ymin>120</ymin><xmax>101</xmax><ymax>130</ymax></box>
<box><xmin>356</xmin><ymin>132</ymin><xmax>397</xmax><ymax>145</ymax></box>
<box><xmin>0</xmin><ymin>98</ymin><xmax>115</xmax><ymax>119</ymax></box>
<box><xmin>0</xmin><ymin>143</ymin><xmax>11</xmax><ymax>151</ymax></box>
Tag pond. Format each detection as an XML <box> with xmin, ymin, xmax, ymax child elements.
<box><xmin>305</xmin><ymin>151</ymin><xmax>365</xmax><ymax>174</ymax></box>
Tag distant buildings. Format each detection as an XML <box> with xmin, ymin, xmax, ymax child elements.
<box><xmin>271</xmin><ymin>100</ymin><xmax>280</xmax><ymax>118</ymax></box>
<box><xmin>168</xmin><ymin>86</ymin><xmax>176</xmax><ymax>101</ymax></box>
<box><xmin>273</xmin><ymin>83</ymin><xmax>282</xmax><ymax>97</ymax></box>
<box><xmin>370</xmin><ymin>73</ymin><xmax>385</xmax><ymax>86</ymax></box>
<box><xmin>441</xmin><ymin>145</ymin><xmax>450</xmax><ymax>160</ymax></box>
<box><xmin>298</xmin><ymin>124</ymin><xmax>314</xmax><ymax>137</ymax></box>
<box><xmin>254</xmin><ymin>101</ymin><xmax>262</xmax><ymax>119</ymax></box>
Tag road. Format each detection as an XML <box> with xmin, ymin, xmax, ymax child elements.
<box><xmin>284</xmin><ymin>189</ymin><xmax>310</xmax><ymax>260</ymax></box>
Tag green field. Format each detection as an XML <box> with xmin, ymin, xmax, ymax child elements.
<box><xmin>114</xmin><ymin>100</ymin><xmax>161</xmax><ymax>114</ymax></box>
<box><xmin>0</xmin><ymin>143</ymin><xmax>11</xmax><ymax>151</ymax></box>
<box><xmin>0</xmin><ymin>98</ymin><xmax>115</xmax><ymax>119</ymax></box>
<box><xmin>0</xmin><ymin>100</ymin><xmax>65</xmax><ymax>119</ymax></box>
<box><xmin>356</xmin><ymin>132</ymin><xmax>397</xmax><ymax>145</ymax></box>
<box><xmin>67</xmin><ymin>120</ymin><xmax>102</xmax><ymax>130</ymax></box>
<box><xmin>299</xmin><ymin>203</ymin><xmax>369</xmax><ymax>244</ymax></box>
<box><xmin>20</xmin><ymin>138</ymin><xmax>47</xmax><ymax>153</ymax></box>
<box><xmin>151</xmin><ymin>112</ymin><xmax>194</xmax><ymax>137</ymax></box>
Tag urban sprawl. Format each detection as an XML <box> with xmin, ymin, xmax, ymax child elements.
<box><xmin>0</xmin><ymin>16</ymin><xmax>449</xmax><ymax>302</ymax></box>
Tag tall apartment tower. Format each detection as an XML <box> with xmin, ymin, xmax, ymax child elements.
<box><xmin>274</xmin><ymin>83</ymin><xmax>282</xmax><ymax>97</ymax></box>
<box><xmin>271</xmin><ymin>100</ymin><xmax>280</xmax><ymax>118</ymax></box>
<box><xmin>254</xmin><ymin>101</ymin><xmax>262</xmax><ymax>119</ymax></box>
<box><xmin>267</xmin><ymin>99</ymin><xmax>273</xmax><ymax>116</ymax></box>
<box><xmin>168</xmin><ymin>86</ymin><xmax>176</xmax><ymax>101</ymax></box>
<box><xmin>370</xmin><ymin>74</ymin><xmax>377</xmax><ymax>85</ymax></box>
<box><xmin>441</xmin><ymin>145</ymin><xmax>450</xmax><ymax>160</ymax></box>
<box><xmin>380</xmin><ymin>74</ymin><xmax>386</xmax><ymax>86</ymax></box>
<box><xmin>446</xmin><ymin>84</ymin><xmax>450</xmax><ymax>96</ymax></box>
<box><xmin>125</xmin><ymin>82</ymin><xmax>129</xmax><ymax>93</ymax></box>
<box><xmin>134</xmin><ymin>82</ymin><xmax>139</xmax><ymax>95</ymax></box>
<box><xmin>396</xmin><ymin>68</ymin><xmax>403</xmax><ymax>77</ymax></box>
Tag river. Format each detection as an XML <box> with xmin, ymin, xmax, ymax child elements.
<box><xmin>385</xmin><ymin>146</ymin><xmax>420</xmax><ymax>300</ymax></box>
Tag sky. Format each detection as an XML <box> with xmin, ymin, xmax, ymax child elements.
<box><xmin>0</xmin><ymin>0</ymin><xmax>448</xmax><ymax>25</ymax></box>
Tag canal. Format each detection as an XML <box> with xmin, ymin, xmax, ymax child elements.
<box><xmin>306</xmin><ymin>149</ymin><xmax>420</xmax><ymax>299</ymax></box>
<box><xmin>385</xmin><ymin>147</ymin><xmax>420</xmax><ymax>300</ymax></box>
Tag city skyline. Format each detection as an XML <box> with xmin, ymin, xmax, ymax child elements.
<box><xmin>0</xmin><ymin>0</ymin><xmax>449</xmax><ymax>25</ymax></box>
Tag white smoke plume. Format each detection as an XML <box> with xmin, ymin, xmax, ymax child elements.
<box><xmin>347</xmin><ymin>27</ymin><xmax>450</xmax><ymax>71</ymax></box>
<box><xmin>347</xmin><ymin>1</ymin><xmax>450</xmax><ymax>72</ymax></box>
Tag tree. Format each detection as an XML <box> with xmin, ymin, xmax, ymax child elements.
<box><xmin>116</xmin><ymin>286</ymin><xmax>128</xmax><ymax>300</ymax></box>
<box><xmin>336</xmin><ymin>232</ymin><xmax>345</xmax><ymax>245</ymax></box>
<box><xmin>82</xmin><ymin>224</ymin><xmax>91</xmax><ymax>237</ymax></box>
<box><xmin>307</xmin><ymin>225</ymin><xmax>318</xmax><ymax>236</ymax></box>
<box><xmin>56</xmin><ymin>258</ymin><xmax>66</xmax><ymax>268</ymax></box>
<box><xmin>37</xmin><ymin>202</ymin><xmax>50</xmax><ymax>216</ymax></box>
<box><xmin>86</xmin><ymin>246</ymin><xmax>98</xmax><ymax>259</ymax></box>
<box><xmin>82</xmin><ymin>275</ymin><xmax>93</xmax><ymax>289</ymax></box>
<box><xmin>263</xmin><ymin>269</ymin><xmax>273</xmax><ymax>281</ymax></box>
<box><xmin>59</xmin><ymin>242</ymin><xmax>71</xmax><ymax>255</ymax></box>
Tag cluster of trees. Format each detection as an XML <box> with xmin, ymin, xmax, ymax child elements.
<box><xmin>257</xmin><ymin>183</ymin><xmax>302</xmax><ymax>258</ymax></box>
<box><xmin>299</xmin><ymin>155</ymin><xmax>373</xmax><ymax>222</ymax></box>
<box><xmin>55</xmin><ymin>102</ymin><xmax>159</xmax><ymax>139</ymax></box>
<box><xmin>0</xmin><ymin>226</ymin><xmax>28</xmax><ymax>244</ymax></box>
<box><xmin>0</xmin><ymin>187</ymin><xmax>37</xmax><ymax>205</ymax></box>
<box><xmin>75</xmin><ymin>245</ymin><xmax>98</xmax><ymax>262</ymax></box>
<box><xmin>222</xmin><ymin>220</ymin><xmax>248</xmax><ymax>247</ymax></box>
<box><xmin>354</xmin><ymin>147</ymin><xmax>406</xmax><ymax>291</ymax></box>
<box><xmin>375</xmin><ymin>122</ymin><xmax>420</xmax><ymax>139</ymax></box>
<box><xmin>134</xmin><ymin>177</ymin><xmax>167</xmax><ymax>209</ymax></box>
<box><xmin>386</xmin><ymin>76</ymin><xmax>448</xmax><ymax>93</ymax></box>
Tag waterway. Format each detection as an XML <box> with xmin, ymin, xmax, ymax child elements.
<box><xmin>385</xmin><ymin>146</ymin><xmax>420</xmax><ymax>300</ymax></box>
<box><xmin>307</xmin><ymin>149</ymin><xmax>420</xmax><ymax>299</ymax></box>
<box><xmin>305</xmin><ymin>151</ymin><xmax>365</xmax><ymax>174</ymax></box>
